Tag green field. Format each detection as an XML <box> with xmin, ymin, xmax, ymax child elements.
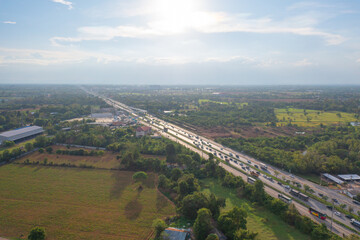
<box><xmin>275</xmin><ymin>108</ymin><xmax>358</xmax><ymax>127</ymax></box>
<box><xmin>0</xmin><ymin>164</ymin><xmax>175</xmax><ymax>240</ymax></box>
<box><xmin>198</xmin><ymin>99</ymin><xmax>248</xmax><ymax>108</ymax></box>
<box><xmin>0</xmin><ymin>139</ymin><xmax>36</xmax><ymax>155</ymax></box>
<box><xmin>201</xmin><ymin>179</ymin><xmax>310</xmax><ymax>240</ymax></box>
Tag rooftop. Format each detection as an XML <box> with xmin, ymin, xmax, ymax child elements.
<box><xmin>0</xmin><ymin>126</ymin><xmax>43</xmax><ymax>138</ymax></box>
<box><xmin>323</xmin><ymin>173</ymin><xmax>344</xmax><ymax>185</ymax></box>
<box><xmin>136</xmin><ymin>126</ymin><xmax>151</xmax><ymax>132</ymax></box>
<box><xmin>338</xmin><ymin>174</ymin><xmax>360</xmax><ymax>181</ymax></box>
<box><xmin>163</xmin><ymin>228</ymin><xmax>189</xmax><ymax>240</ymax></box>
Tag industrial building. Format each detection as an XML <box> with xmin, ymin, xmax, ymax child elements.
<box><xmin>0</xmin><ymin>126</ymin><xmax>44</xmax><ymax>144</ymax></box>
<box><xmin>322</xmin><ymin>173</ymin><xmax>344</xmax><ymax>185</ymax></box>
<box><xmin>338</xmin><ymin>174</ymin><xmax>360</xmax><ymax>182</ymax></box>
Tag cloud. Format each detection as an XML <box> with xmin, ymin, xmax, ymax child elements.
<box><xmin>0</xmin><ymin>48</ymin><xmax>123</xmax><ymax>65</ymax></box>
<box><xmin>51</xmin><ymin>11</ymin><xmax>345</xmax><ymax>46</ymax></box>
<box><xmin>0</xmin><ymin>47</ymin><xmax>280</xmax><ymax>67</ymax></box>
<box><xmin>3</xmin><ymin>21</ymin><xmax>16</xmax><ymax>24</ymax></box>
<box><xmin>287</xmin><ymin>2</ymin><xmax>334</xmax><ymax>11</ymax></box>
<box><xmin>357</xmin><ymin>59</ymin><xmax>360</xmax><ymax>63</ymax></box>
<box><xmin>52</xmin><ymin>0</ymin><xmax>73</xmax><ymax>10</ymax></box>
<box><xmin>293</xmin><ymin>59</ymin><xmax>313</xmax><ymax>67</ymax></box>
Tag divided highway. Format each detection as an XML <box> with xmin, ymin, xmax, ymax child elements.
<box><xmin>83</xmin><ymin>89</ymin><xmax>359</xmax><ymax>237</ymax></box>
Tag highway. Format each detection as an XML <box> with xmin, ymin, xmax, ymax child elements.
<box><xmin>83</xmin><ymin>88</ymin><xmax>359</xmax><ymax>237</ymax></box>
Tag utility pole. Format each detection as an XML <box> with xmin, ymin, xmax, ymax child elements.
<box><xmin>330</xmin><ymin>199</ymin><xmax>334</xmax><ymax>232</ymax></box>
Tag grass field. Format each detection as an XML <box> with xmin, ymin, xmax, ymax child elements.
<box><xmin>0</xmin><ymin>164</ymin><xmax>175</xmax><ymax>240</ymax></box>
<box><xmin>14</xmin><ymin>145</ymin><xmax>166</xmax><ymax>170</ymax></box>
<box><xmin>0</xmin><ymin>139</ymin><xmax>36</xmax><ymax>155</ymax></box>
<box><xmin>275</xmin><ymin>108</ymin><xmax>358</xmax><ymax>127</ymax></box>
<box><xmin>198</xmin><ymin>99</ymin><xmax>248</xmax><ymax>108</ymax></box>
<box><xmin>201</xmin><ymin>179</ymin><xmax>310</xmax><ymax>240</ymax></box>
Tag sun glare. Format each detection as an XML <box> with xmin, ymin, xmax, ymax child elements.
<box><xmin>148</xmin><ymin>0</ymin><xmax>216</xmax><ymax>34</ymax></box>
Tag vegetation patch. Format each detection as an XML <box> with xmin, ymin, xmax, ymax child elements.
<box><xmin>201</xmin><ymin>178</ymin><xmax>310</xmax><ymax>240</ymax></box>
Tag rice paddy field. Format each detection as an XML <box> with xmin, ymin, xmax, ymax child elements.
<box><xmin>275</xmin><ymin>108</ymin><xmax>358</xmax><ymax>127</ymax></box>
<box><xmin>0</xmin><ymin>164</ymin><xmax>175</xmax><ymax>240</ymax></box>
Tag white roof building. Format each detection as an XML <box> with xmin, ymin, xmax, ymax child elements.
<box><xmin>0</xmin><ymin>126</ymin><xmax>44</xmax><ymax>144</ymax></box>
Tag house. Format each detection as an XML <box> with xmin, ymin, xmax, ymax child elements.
<box><xmin>135</xmin><ymin>126</ymin><xmax>152</xmax><ymax>137</ymax></box>
<box><xmin>162</xmin><ymin>227</ymin><xmax>190</xmax><ymax>240</ymax></box>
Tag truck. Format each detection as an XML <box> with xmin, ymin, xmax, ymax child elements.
<box><xmin>250</xmin><ymin>171</ymin><xmax>259</xmax><ymax>178</ymax></box>
<box><xmin>290</xmin><ymin>189</ymin><xmax>309</xmax><ymax>201</ymax></box>
<box><xmin>351</xmin><ymin>219</ymin><xmax>360</xmax><ymax>228</ymax></box>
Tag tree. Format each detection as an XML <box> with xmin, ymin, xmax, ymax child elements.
<box><xmin>218</xmin><ymin>207</ymin><xmax>247</xmax><ymax>238</ymax></box>
<box><xmin>208</xmin><ymin>193</ymin><xmax>225</xmax><ymax>218</ymax></box>
<box><xmin>311</xmin><ymin>223</ymin><xmax>331</xmax><ymax>240</ymax></box>
<box><xmin>233</xmin><ymin>229</ymin><xmax>258</xmax><ymax>240</ymax></box>
<box><xmin>274</xmin><ymin>170</ymin><xmax>279</xmax><ymax>178</ymax></box>
<box><xmin>28</xmin><ymin>226</ymin><xmax>46</xmax><ymax>240</ymax></box>
<box><xmin>132</xmin><ymin>171</ymin><xmax>148</xmax><ymax>182</ymax></box>
<box><xmin>193</xmin><ymin>208</ymin><xmax>212</xmax><ymax>240</ymax></box>
<box><xmin>25</xmin><ymin>142</ymin><xmax>34</xmax><ymax>152</ymax></box>
<box><xmin>166</xmin><ymin>143</ymin><xmax>176</xmax><ymax>163</ymax></box>
<box><xmin>2</xmin><ymin>140</ymin><xmax>15</xmax><ymax>147</ymax></box>
<box><xmin>152</xmin><ymin>219</ymin><xmax>167</xmax><ymax>240</ymax></box>
<box><xmin>253</xmin><ymin>180</ymin><xmax>266</xmax><ymax>203</ymax></box>
<box><xmin>171</xmin><ymin>168</ymin><xmax>182</xmax><ymax>181</ymax></box>
<box><xmin>206</xmin><ymin>234</ymin><xmax>219</xmax><ymax>240</ymax></box>
<box><xmin>180</xmin><ymin>192</ymin><xmax>209</xmax><ymax>219</ymax></box>
<box><xmin>46</xmin><ymin>146</ymin><xmax>53</xmax><ymax>154</ymax></box>
<box><xmin>38</xmin><ymin>148</ymin><xmax>44</xmax><ymax>153</ymax></box>
<box><xmin>349</xmin><ymin>206</ymin><xmax>354</xmax><ymax>214</ymax></box>
<box><xmin>304</xmin><ymin>184</ymin><xmax>310</xmax><ymax>193</ymax></box>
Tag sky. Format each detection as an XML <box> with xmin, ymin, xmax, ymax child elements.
<box><xmin>0</xmin><ymin>0</ymin><xmax>360</xmax><ymax>85</ymax></box>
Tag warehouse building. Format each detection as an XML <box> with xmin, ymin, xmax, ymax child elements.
<box><xmin>322</xmin><ymin>173</ymin><xmax>344</xmax><ymax>185</ymax></box>
<box><xmin>338</xmin><ymin>174</ymin><xmax>360</xmax><ymax>182</ymax></box>
<box><xmin>0</xmin><ymin>126</ymin><xmax>44</xmax><ymax>144</ymax></box>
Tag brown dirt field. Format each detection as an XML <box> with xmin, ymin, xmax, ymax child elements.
<box><xmin>194</xmin><ymin>125</ymin><xmax>310</xmax><ymax>139</ymax></box>
<box><xmin>15</xmin><ymin>145</ymin><xmax>166</xmax><ymax>169</ymax></box>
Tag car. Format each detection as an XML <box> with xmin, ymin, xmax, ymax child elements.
<box><xmin>277</xmin><ymin>181</ymin><xmax>283</xmax><ymax>186</ymax></box>
<box><xmin>242</xmin><ymin>167</ymin><xmax>246</xmax><ymax>171</ymax></box>
<box><xmin>240</xmin><ymin>163</ymin><xmax>243</xmax><ymax>166</ymax></box>
<box><xmin>346</xmin><ymin>215</ymin><xmax>353</xmax><ymax>219</ymax></box>
<box><xmin>247</xmin><ymin>160</ymin><xmax>251</xmax><ymax>164</ymax></box>
<box><xmin>334</xmin><ymin>211</ymin><xmax>341</xmax><ymax>217</ymax></box>
<box><xmin>284</xmin><ymin>185</ymin><xmax>291</xmax><ymax>190</ymax></box>
<box><xmin>353</xmin><ymin>200</ymin><xmax>360</xmax><ymax>205</ymax></box>
<box><xmin>290</xmin><ymin>174</ymin><xmax>294</xmax><ymax>178</ymax></box>
<box><xmin>254</xmin><ymin>165</ymin><xmax>259</xmax><ymax>169</ymax></box>
<box><xmin>318</xmin><ymin>193</ymin><xmax>323</xmax><ymax>197</ymax></box>
<box><xmin>332</xmin><ymin>198</ymin><xmax>339</xmax><ymax>204</ymax></box>
<box><xmin>326</xmin><ymin>205</ymin><xmax>333</xmax><ymax>210</ymax></box>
